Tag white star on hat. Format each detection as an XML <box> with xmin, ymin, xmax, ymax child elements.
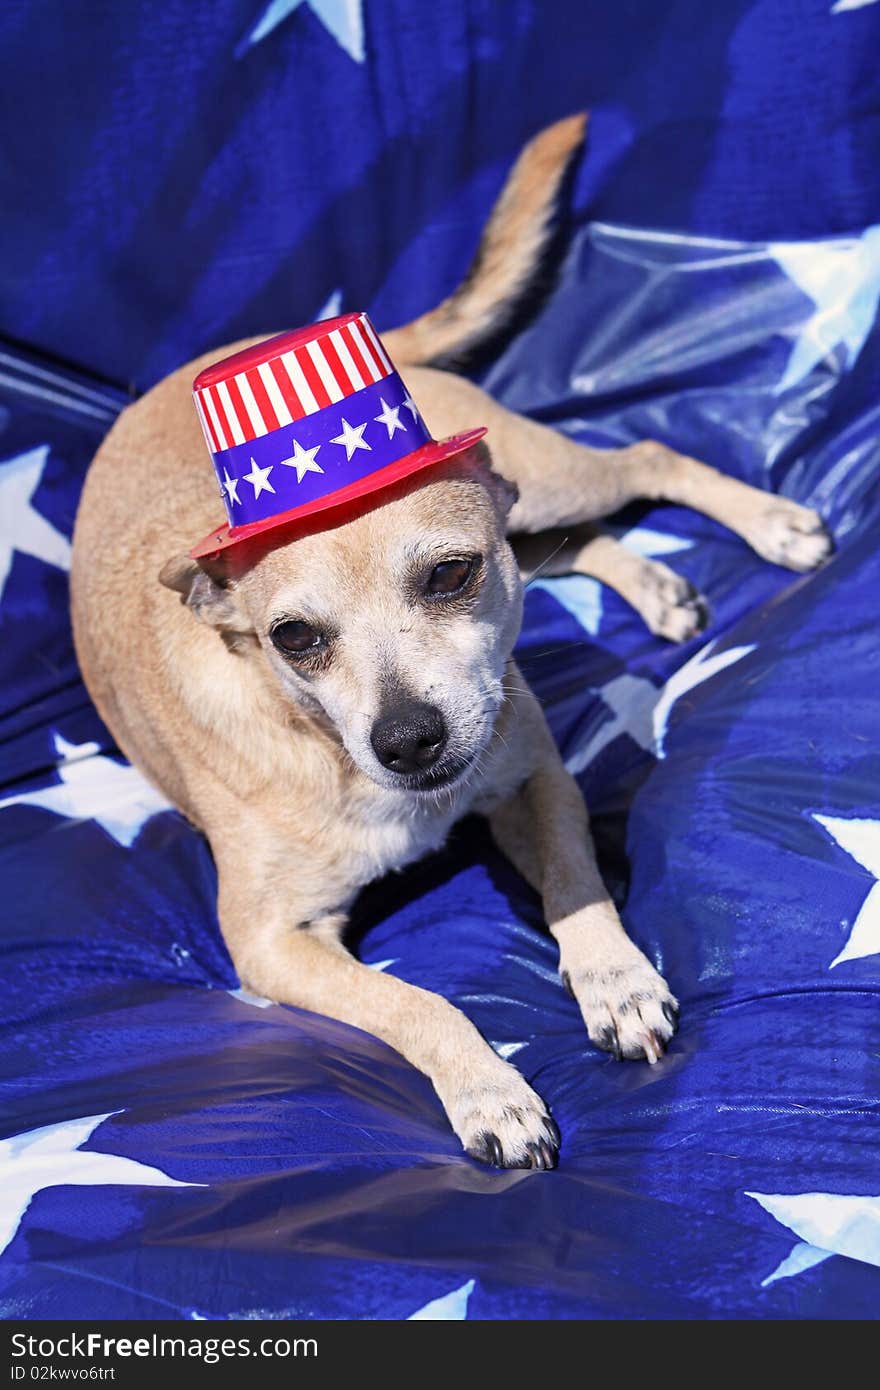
<box><xmin>242</xmin><ymin>457</ymin><xmax>276</xmax><ymax>499</ymax></box>
<box><xmin>221</xmin><ymin>468</ymin><xmax>241</xmax><ymax>506</ymax></box>
<box><xmin>401</xmin><ymin>393</ymin><xmax>420</xmax><ymax>422</ymax></box>
<box><xmin>279</xmin><ymin>438</ymin><xmax>324</xmax><ymax>484</ymax></box>
<box><xmin>374</xmin><ymin>398</ymin><xmax>406</xmax><ymax>438</ymax></box>
<box><xmin>330</xmin><ymin>417</ymin><xmax>371</xmax><ymax>461</ymax></box>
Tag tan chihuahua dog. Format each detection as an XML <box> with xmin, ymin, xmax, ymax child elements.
<box><xmin>71</xmin><ymin>117</ymin><xmax>831</xmax><ymax>1168</ymax></box>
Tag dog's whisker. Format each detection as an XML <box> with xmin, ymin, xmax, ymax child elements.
<box><xmin>500</xmin><ymin>684</ymin><xmax>546</xmax><ymax>708</ymax></box>
<box><xmin>518</xmin><ymin>640</ymin><xmax>593</xmax><ymax>662</ymax></box>
<box><xmin>523</xmin><ymin>534</ymin><xmax>571</xmax><ymax>586</ymax></box>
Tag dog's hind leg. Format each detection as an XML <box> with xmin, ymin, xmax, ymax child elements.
<box><xmin>214</xmin><ymin>839</ymin><xmax>559</xmax><ymax>1170</ymax></box>
<box><xmin>514</xmin><ymin>526</ymin><xmax>709</xmax><ymax>642</ymax></box>
<box><xmin>409</xmin><ymin>366</ymin><xmax>832</xmax><ymax>571</ymax></box>
<box><xmin>608</xmin><ymin>440</ymin><xmax>834</xmax><ymax>572</ymax></box>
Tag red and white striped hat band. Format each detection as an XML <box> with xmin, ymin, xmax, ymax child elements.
<box><xmin>188</xmin><ymin>312</ymin><xmax>488</xmax><ymax>558</ymax></box>
<box><xmin>193</xmin><ymin>312</ymin><xmax>396</xmax><ymax>454</ymax></box>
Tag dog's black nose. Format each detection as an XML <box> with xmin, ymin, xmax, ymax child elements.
<box><xmin>370</xmin><ymin>702</ymin><xmax>448</xmax><ymax>776</ymax></box>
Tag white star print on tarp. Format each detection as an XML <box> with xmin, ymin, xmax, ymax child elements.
<box><xmin>0</xmin><ymin>445</ymin><xmax>71</xmax><ymax>603</ymax></box>
<box><xmin>607</xmin><ymin>524</ymin><xmax>695</xmax><ymax>558</ymax></box>
<box><xmin>760</xmin><ymin>1241</ymin><xmax>834</xmax><ymax>1287</ymax></box>
<box><xmin>492</xmin><ymin>1041</ymin><xmax>527</xmax><ymax>1060</ymax></box>
<box><xmin>813</xmin><ymin>814</ymin><xmax>880</xmax><ymax>967</ymax></box>
<box><xmin>564</xmin><ymin>638</ymin><xmax>755</xmax><ymax>773</ymax></box>
<box><xmin>747</xmin><ymin>1190</ymin><xmax>880</xmax><ymax>1269</ymax></box>
<box><xmin>771</xmin><ymin>226</ymin><xmax>880</xmax><ymax>390</ymax></box>
<box><xmin>0</xmin><ymin>1112</ymin><xmax>199</xmax><ymax>1258</ymax></box>
<box><xmin>532</xmin><ymin>574</ymin><xmax>604</xmax><ymax>635</ymax></box>
<box><xmin>228</xmin><ymin>987</ymin><xmax>276</xmax><ymax>1009</ymax></box>
<box><xmin>408</xmin><ymin>1279</ymin><xmax>474</xmax><ymax>1320</ymax></box>
<box><xmin>652</xmin><ymin>638</ymin><xmax>755</xmax><ymax>758</ymax></box>
<box><xmin>241</xmin><ymin>0</ymin><xmax>364</xmax><ymax>61</ymax></box>
<box><xmin>566</xmin><ymin>672</ymin><xmax>659</xmax><ymax>774</ymax></box>
<box><xmin>315</xmin><ymin>288</ymin><xmax>343</xmax><ymax>319</ymax></box>
<box><xmin>831</xmin><ymin>0</ymin><xmax>877</xmax><ymax>12</ymax></box>
<box><xmin>0</xmin><ymin>733</ymin><xmax>169</xmax><ymax>848</ymax></box>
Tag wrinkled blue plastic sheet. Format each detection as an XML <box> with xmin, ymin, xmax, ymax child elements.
<box><xmin>2</xmin><ymin>0</ymin><xmax>880</xmax><ymax>1320</ymax></box>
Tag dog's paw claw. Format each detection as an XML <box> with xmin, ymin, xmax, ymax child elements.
<box><xmin>748</xmin><ymin>501</ymin><xmax>833</xmax><ymax>573</ymax></box>
<box><xmin>468</xmin><ymin>1124</ymin><xmax>559</xmax><ymax>1171</ymax></box>
<box><xmin>543</xmin><ymin>1114</ymin><xmax>561</xmax><ymax>1147</ymax></box>
<box><xmin>506</xmin><ymin>1136</ymin><xmax>559</xmax><ymax>1171</ymax></box>
<box><xmin>563</xmin><ymin>954</ymin><xmax>679</xmax><ymax>1063</ymax></box>
<box><xmin>531</xmin><ymin>1138</ymin><xmax>558</xmax><ymax>1170</ymax></box>
<box><xmin>662</xmin><ymin>1000</ymin><xmax>680</xmax><ymax>1032</ymax></box>
<box><xmin>472</xmin><ymin>1132</ymin><xmax>506</xmax><ymax>1167</ymax></box>
<box><xmin>453</xmin><ymin>1068</ymin><xmax>560</xmax><ymax>1170</ymax></box>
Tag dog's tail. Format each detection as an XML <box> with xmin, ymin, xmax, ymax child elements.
<box><xmin>382</xmin><ymin>113</ymin><xmax>587</xmax><ymax>366</ymax></box>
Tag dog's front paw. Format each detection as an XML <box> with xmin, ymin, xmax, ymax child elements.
<box><xmin>637</xmin><ymin>560</ymin><xmax>710</xmax><ymax>642</ymax></box>
<box><xmin>443</xmin><ymin>1064</ymin><xmax>559</xmax><ymax>1170</ymax></box>
<box><xmin>563</xmin><ymin>952</ymin><xmax>679</xmax><ymax>1063</ymax></box>
<box><xmin>747</xmin><ymin>500</ymin><xmax>833</xmax><ymax>573</ymax></box>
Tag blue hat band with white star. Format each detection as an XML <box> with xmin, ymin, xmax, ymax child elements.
<box><xmin>204</xmin><ymin>370</ymin><xmax>430</xmax><ymax>529</ymax></box>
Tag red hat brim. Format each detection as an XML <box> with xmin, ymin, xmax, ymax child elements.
<box><xmin>189</xmin><ymin>426</ymin><xmax>488</xmax><ymax>560</ymax></box>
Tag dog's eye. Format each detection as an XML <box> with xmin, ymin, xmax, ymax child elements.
<box><xmin>425</xmin><ymin>556</ymin><xmax>478</xmax><ymax>597</ymax></box>
<box><xmin>271</xmin><ymin>620</ymin><xmax>323</xmax><ymax>655</ymax></box>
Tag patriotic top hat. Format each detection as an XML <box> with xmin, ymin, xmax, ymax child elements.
<box><xmin>190</xmin><ymin>312</ymin><xmax>487</xmax><ymax>560</ymax></box>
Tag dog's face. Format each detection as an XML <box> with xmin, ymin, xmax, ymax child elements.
<box><xmin>162</xmin><ymin>450</ymin><xmax>522</xmax><ymax>794</ymax></box>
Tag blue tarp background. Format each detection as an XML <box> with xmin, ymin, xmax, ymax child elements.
<box><xmin>1</xmin><ymin>0</ymin><xmax>879</xmax><ymax>1318</ymax></box>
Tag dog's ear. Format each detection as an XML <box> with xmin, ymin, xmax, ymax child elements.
<box><xmin>464</xmin><ymin>439</ymin><xmax>519</xmax><ymax>520</ymax></box>
<box><xmin>159</xmin><ymin>553</ymin><xmax>255</xmax><ymax>640</ymax></box>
